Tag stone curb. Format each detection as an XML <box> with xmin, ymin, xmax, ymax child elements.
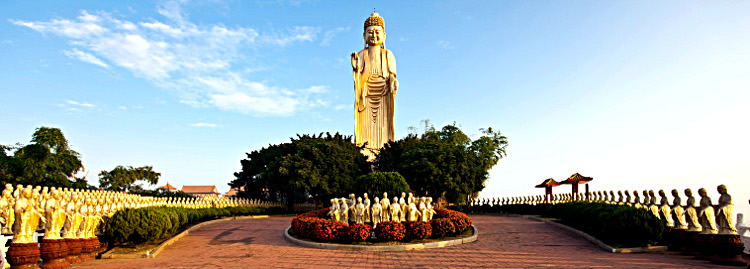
<box><xmin>283</xmin><ymin>225</ymin><xmax>478</xmax><ymax>251</ymax></box>
<box><xmin>100</xmin><ymin>215</ymin><xmax>270</xmax><ymax>259</ymax></box>
<box><xmin>523</xmin><ymin>215</ymin><xmax>667</xmax><ymax>253</ymax></box>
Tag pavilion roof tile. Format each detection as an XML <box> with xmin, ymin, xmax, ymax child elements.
<box><xmin>560</xmin><ymin>173</ymin><xmax>593</xmax><ymax>184</ymax></box>
<box><xmin>535</xmin><ymin>178</ymin><xmax>562</xmax><ymax>188</ymax></box>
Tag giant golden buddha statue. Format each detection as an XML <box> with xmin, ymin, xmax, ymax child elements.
<box><xmin>351</xmin><ymin>11</ymin><xmax>399</xmax><ymax>159</ymax></box>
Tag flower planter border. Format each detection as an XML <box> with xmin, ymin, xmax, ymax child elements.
<box><xmin>284</xmin><ymin>225</ymin><xmax>477</xmax><ymax>251</ymax></box>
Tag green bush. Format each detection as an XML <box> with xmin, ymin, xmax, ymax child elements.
<box><xmin>104</xmin><ymin>206</ymin><xmax>270</xmax><ymax>246</ymax></box>
<box><xmin>353</xmin><ymin>172</ymin><xmax>410</xmax><ymax>196</ymax></box>
<box><xmin>499</xmin><ymin>202</ymin><xmax>665</xmax><ymax>247</ymax></box>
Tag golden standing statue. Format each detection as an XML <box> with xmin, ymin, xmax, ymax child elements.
<box><xmin>352</xmin><ymin>11</ymin><xmax>398</xmax><ymax>159</ymax></box>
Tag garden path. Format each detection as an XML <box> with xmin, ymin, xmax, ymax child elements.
<box><xmin>72</xmin><ymin>215</ymin><xmax>729</xmax><ymax>268</ymax></box>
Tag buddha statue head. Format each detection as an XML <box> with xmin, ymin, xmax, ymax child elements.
<box><xmin>363</xmin><ymin>11</ymin><xmax>385</xmax><ymax>48</ymax></box>
<box><xmin>717</xmin><ymin>184</ymin><xmax>727</xmax><ymax>195</ymax></box>
<box><xmin>698</xmin><ymin>188</ymin><xmax>708</xmax><ymax>197</ymax></box>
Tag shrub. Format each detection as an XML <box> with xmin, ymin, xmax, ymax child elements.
<box><xmin>104</xmin><ymin>206</ymin><xmax>267</xmax><ymax>246</ymax></box>
<box><xmin>348</xmin><ymin>223</ymin><xmax>372</xmax><ymax>242</ymax></box>
<box><xmin>374</xmin><ymin>221</ymin><xmax>405</xmax><ymax>241</ymax></box>
<box><xmin>499</xmin><ymin>202</ymin><xmax>665</xmax><ymax>247</ymax></box>
<box><xmin>430</xmin><ymin>218</ymin><xmax>455</xmax><ymax>238</ymax></box>
<box><xmin>404</xmin><ymin>221</ymin><xmax>432</xmax><ymax>240</ymax></box>
<box><xmin>353</xmin><ymin>172</ymin><xmax>410</xmax><ymax>196</ymax></box>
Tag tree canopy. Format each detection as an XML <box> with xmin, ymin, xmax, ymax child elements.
<box><xmin>230</xmin><ymin>132</ymin><xmax>370</xmax><ymax>209</ymax></box>
<box><xmin>98</xmin><ymin>165</ymin><xmax>161</xmax><ymax>192</ymax></box>
<box><xmin>353</xmin><ymin>172</ymin><xmax>410</xmax><ymax>197</ymax></box>
<box><xmin>376</xmin><ymin>122</ymin><xmax>508</xmax><ymax>204</ymax></box>
<box><xmin>0</xmin><ymin>127</ymin><xmax>90</xmax><ymax>188</ymax></box>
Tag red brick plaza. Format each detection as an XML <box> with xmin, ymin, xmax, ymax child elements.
<box><xmin>73</xmin><ymin>215</ymin><xmax>728</xmax><ymax>268</ymax></box>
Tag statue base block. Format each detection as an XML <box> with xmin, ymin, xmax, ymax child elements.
<box><xmin>668</xmin><ymin>229</ymin><xmax>685</xmax><ymax>252</ymax></box>
<box><xmin>7</xmin><ymin>242</ymin><xmax>41</xmax><ymax>269</ymax></box>
<box><xmin>97</xmin><ymin>237</ymin><xmax>108</xmax><ymax>255</ymax></box>
<box><xmin>78</xmin><ymin>239</ymin><xmax>95</xmax><ymax>262</ymax></box>
<box><xmin>64</xmin><ymin>239</ymin><xmax>81</xmax><ymax>265</ymax></box>
<box><xmin>694</xmin><ymin>233</ymin><xmax>716</xmax><ymax>260</ymax></box>
<box><xmin>680</xmin><ymin>231</ymin><xmax>701</xmax><ymax>256</ymax></box>
<box><xmin>709</xmin><ymin>234</ymin><xmax>746</xmax><ymax>266</ymax></box>
<box><xmin>39</xmin><ymin>239</ymin><xmax>70</xmax><ymax>269</ymax></box>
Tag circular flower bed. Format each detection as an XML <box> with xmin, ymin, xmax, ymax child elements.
<box><xmin>290</xmin><ymin>208</ymin><xmax>472</xmax><ymax>243</ymax></box>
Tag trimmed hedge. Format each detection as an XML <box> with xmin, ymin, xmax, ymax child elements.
<box><xmin>348</xmin><ymin>223</ymin><xmax>372</xmax><ymax>242</ymax></box>
<box><xmin>405</xmin><ymin>221</ymin><xmax>432</xmax><ymax>239</ymax></box>
<box><xmin>290</xmin><ymin>208</ymin><xmax>471</xmax><ymax>243</ymax></box>
<box><xmin>105</xmin><ymin>206</ymin><xmax>274</xmax><ymax>245</ymax></box>
<box><xmin>374</xmin><ymin>221</ymin><xmax>405</xmax><ymax>241</ymax></box>
<box><xmin>498</xmin><ymin>202</ymin><xmax>666</xmax><ymax>247</ymax></box>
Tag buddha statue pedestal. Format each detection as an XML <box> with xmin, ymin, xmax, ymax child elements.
<box><xmin>64</xmin><ymin>239</ymin><xmax>81</xmax><ymax>264</ymax></box>
<box><xmin>39</xmin><ymin>239</ymin><xmax>70</xmax><ymax>269</ymax></box>
<box><xmin>96</xmin><ymin>237</ymin><xmax>107</xmax><ymax>256</ymax></box>
<box><xmin>680</xmin><ymin>231</ymin><xmax>701</xmax><ymax>256</ymax></box>
<box><xmin>694</xmin><ymin>234</ymin><xmax>716</xmax><ymax>260</ymax></box>
<box><xmin>667</xmin><ymin>228</ymin><xmax>685</xmax><ymax>252</ymax></box>
<box><xmin>78</xmin><ymin>239</ymin><xmax>95</xmax><ymax>262</ymax></box>
<box><xmin>7</xmin><ymin>242</ymin><xmax>41</xmax><ymax>269</ymax></box>
<box><xmin>709</xmin><ymin>234</ymin><xmax>745</xmax><ymax>266</ymax></box>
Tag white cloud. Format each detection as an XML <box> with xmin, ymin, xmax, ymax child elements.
<box><xmin>118</xmin><ymin>106</ymin><xmax>127</xmax><ymax>110</ymax></box>
<box><xmin>59</xmin><ymin>99</ymin><xmax>96</xmax><ymax>112</ymax></box>
<box><xmin>65</xmin><ymin>99</ymin><xmax>94</xmax><ymax>107</ymax></box>
<box><xmin>13</xmin><ymin>4</ymin><xmax>328</xmax><ymax>116</ymax></box>
<box><xmin>189</xmin><ymin>122</ymin><xmax>218</xmax><ymax>127</ymax></box>
<box><xmin>63</xmin><ymin>48</ymin><xmax>109</xmax><ymax>68</ymax></box>
<box><xmin>320</xmin><ymin>26</ymin><xmax>349</xmax><ymax>47</ymax></box>
<box><xmin>437</xmin><ymin>40</ymin><xmax>453</xmax><ymax>49</ymax></box>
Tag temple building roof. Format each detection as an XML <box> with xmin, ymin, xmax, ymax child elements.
<box><xmin>535</xmin><ymin>178</ymin><xmax>562</xmax><ymax>188</ymax></box>
<box><xmin>181</xmin><ymin>185</ymin><xmax>220</xmax><ymax>195</ymax></box>
<box><xmin>224</xmin><ymin>186</ymin><xmax>244</xmax><ymax>197</ymax></box>
<box><xmin>158</xmin><ymin>182</ymin><xmax>178</xmax><ymax>191</ymax></box>
<box><xmin>560</xmin><ymin>173</ymin><xmax>593</xmax><ymax>184</ymax></box>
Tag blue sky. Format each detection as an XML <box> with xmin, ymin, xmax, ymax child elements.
<box><xmin>1</xmin><ymin>1</ymin><xmax>748</xmax><ymax>216</ymax></box>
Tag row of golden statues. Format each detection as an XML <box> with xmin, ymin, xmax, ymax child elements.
<box><xmin>328</xmin><ymin>192</ymin><xmax>435</xmax><ymax>227</ymax></box>
<box><xmin>0</xmin><ymin>184</ymin><xmax>275</xmax><ymax>244</ymax></box>
<box><xmin>476</xmin><ymin>184</ymin><xmax>739</xmax><ymax>235</ymax></box>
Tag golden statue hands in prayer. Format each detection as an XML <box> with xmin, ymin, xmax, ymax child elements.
<box><xmin>352</xmin><ymin>11</ymin><xmax>398</xmax><ymax>159</ymax></box>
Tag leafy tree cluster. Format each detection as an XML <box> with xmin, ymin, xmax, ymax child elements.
<box><xmin>98</xmin><ymin>165</ymin><xmax>161</xmax><ymax>192</ymax></box>
<box><xmin>376</xmin><ymin>121</ymin><xmax>508</xmax><ymax>204</ymax></box>
<box><xmin>230</xmin><ymin>132</ymin><xmax>370</xmax><ymax>210</ymax></box>
<box><xmin>0</xmin><ymin>127</ymin><xmax>91</xmax><ymax>189</ymax></box>
<box><xmin>352</xmin><ymin>172</ymin><xmax>410</xmax><ymax>196</ymax></box>
<box><xmin>231</xmin><ymin>122</ymin><xmax>508</xmax><ymax>208</ymax></box>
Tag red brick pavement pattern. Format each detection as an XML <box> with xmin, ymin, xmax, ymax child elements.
<box><xmin>72</xmin><ymin>215</ymin><xmax>731</xmax><ymax>268</ymax></box>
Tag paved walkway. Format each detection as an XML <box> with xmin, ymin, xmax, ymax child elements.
<box><xmin>72</xmin><ymin>215</ymin><xmax>732</xmax><ymax>268</ymax></box>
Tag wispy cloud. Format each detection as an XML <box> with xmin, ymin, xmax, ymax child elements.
<box><xmin>59</xmin><ymin>99</ymin><xmax>96</xmax><ymax>112</ymax></box>
<box><xmin>437</xmin><ymin>40</ymin><xmax>453</xmax><ymax>49</ymax></box>
<box><xmin>189</xmin><ymin>122</ymin><xmax>218</xmax><ymax>128</ymax></box>
<box><xmin>63</xmin><ymin>48</ymin><xmax>109</xmax><ymax>68</ymax></box>
<box><xmin>12</xmin><ymin>2</ymin><xmax>328</xmax><ymax>116</ymax></box>
<box><xmin>320</xmin><ymin>26</ymin><xmax>349</xmax><ymax>47</ymax></box>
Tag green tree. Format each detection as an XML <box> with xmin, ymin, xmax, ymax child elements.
<box><xmin>99</xmin><ymin>165</ymin><xmax>161</xmax><ymax>192</ymax></box>
<box><xmin>230</xmin><ymin>132</ymin><xmax>370</xmax><ymax>210</ymax></box>
<box><xmin>0</xmin><ymin>127</ymin><xmax>88</xmax><ymax>188</ymax></box>
<box><xmin>353</xmin><ymin>172</ymin><xmax>410</xmax><ymax>196</ymax></box>
<box><xmin>377</xmin><ymin>122</ymin><xmax>508</xmax><ymax>204</ymax></box>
